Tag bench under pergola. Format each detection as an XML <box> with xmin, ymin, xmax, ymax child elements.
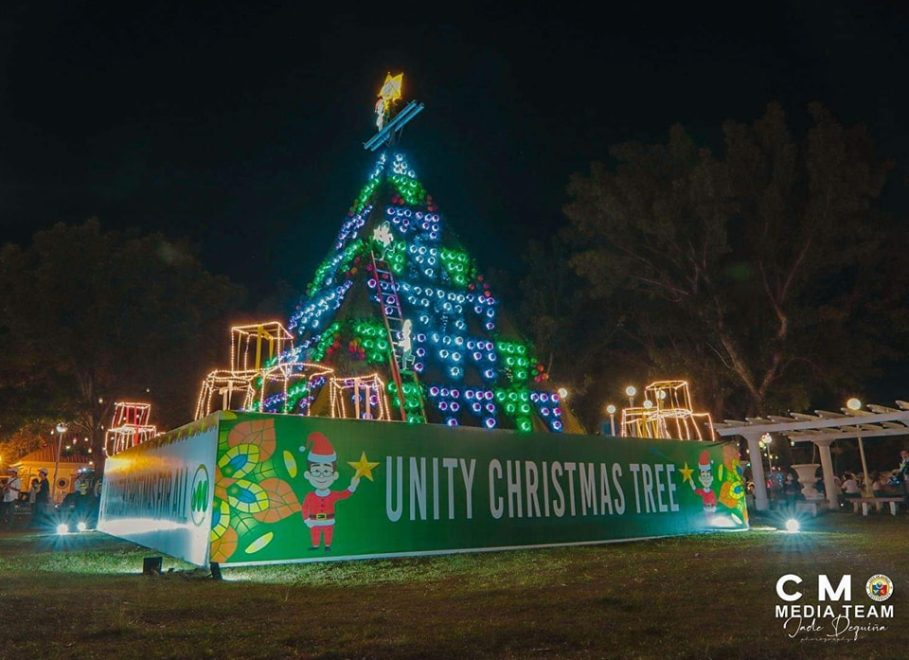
<box><xmin>715</xmin><ymin>401</ymin><xmax>909</xmax><ymax>511</ymax></box>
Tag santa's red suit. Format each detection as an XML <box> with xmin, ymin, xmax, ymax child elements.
<box><xmin>693</xmin><ymin>487</ymin><xmax>717</xmax><ymax>512</ymax></box>
<box><xmin>693</xmin><ymin>450</ymin><xmax>717</xmax><ymax>513</ymax></box>
<box><xmin>300</xmin><ymin>431</ymin><xmax>360</xmax><ymax>549</ymax></box>
<box><xmin>302</xmin><ymin>487</ymin><xmax>355</xmax><ymax>547</ymax></box>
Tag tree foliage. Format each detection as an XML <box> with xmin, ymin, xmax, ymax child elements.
<box><xmin>564</xmin><ymin>103</ymin><xmax>907</xmax><ymax>417</ymax></box>
<box><xmin>0</xmin><ymin>219</ymin><xmax>244</xmax><ymax>464</ymax></box>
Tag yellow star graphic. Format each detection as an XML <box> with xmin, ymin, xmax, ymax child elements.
<box><xmin>378</xmin><ymin>73</ymin><xmax>403</xmax><ymax>104</ymax></box>
<box><xmin>348</xmin><ymin>451</ymin><xmax>380</xmax><ymax>481</ymax></box>
<box><xmin>679</xmin><ymin>462</ymin><xmax>694</xmax><ymax>483</ymax></box>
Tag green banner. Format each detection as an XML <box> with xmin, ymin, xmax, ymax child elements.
<box><xmin>210</xmin><ymin>413</ymin><xmax>748</xmax><ymax>565</ymax></box>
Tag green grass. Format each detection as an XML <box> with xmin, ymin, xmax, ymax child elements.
<box><xmin>0</xmin><ymin>513</ymin><xmax>906</xmax><ymax>658</ymax></box>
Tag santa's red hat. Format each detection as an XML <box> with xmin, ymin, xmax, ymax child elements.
<box><xmin>698</xmin><ymin>450</ymin><xmax>712</xmax><ymax>472</ymax></box>
<box><xmin>302</xmin><ymin>432</ymin><xmax>336</xmax><ymax>464</ymax></box>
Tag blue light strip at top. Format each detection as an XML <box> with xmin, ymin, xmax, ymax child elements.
<box><xmin>363</xmin><ymin>101</ymin><xmax>425</xmax><ymax>151</ymax></box>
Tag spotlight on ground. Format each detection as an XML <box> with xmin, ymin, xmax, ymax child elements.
<box><xmin>76</xmin><ymin>521</ymin><xmax>87</xmax><ymax>532</ymax></box>
<box><xmin>56</xmin><ymin>523</ymin><xmax>69</xmax><ymax>535</ymax></box>
<box><xmin>784</xmin><ymin>518</ymin><xmax>801</xmax><ymax>534</ymax></box>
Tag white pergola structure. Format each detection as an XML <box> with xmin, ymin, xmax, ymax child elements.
<box><xmin>715</xmin><ymin>401</ymin><xmax>909</xmax><ymax>511</ymax></box>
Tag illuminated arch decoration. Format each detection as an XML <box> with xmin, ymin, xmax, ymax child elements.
<box><xmin>195</xmin><ymin>369</ymin><xmax>258</xmax><ymax>420</ymax></box>
<box><xmin>252</xmin><ymin>362</ymin><xmax>334</xmax><ymax>415</ymax></box>
<box><xmin>620</xmin><ymin>380</ymin><xmax>715</xmax><ymax>441</ymax></box>
<box><xmin>194</xmin><ymin>322</ymin><xmax>335</xmax><ymax>420</ymax></box>
<box><xmin>329</xmin><ymin>373</ymin><xmax>391</xmax><ymax>421</ymax></box>
<box><xmin>104</xmin><ymin>402</ymin><xmax>158</xmax><ymax>456</ymax></box>
<box><xmin>230</xmin><ymin>322</ymin><xmax>294</xmax><ymax>373</ymax></box>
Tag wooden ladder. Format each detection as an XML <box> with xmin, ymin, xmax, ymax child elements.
<box><xmin>371</xmin><ymin>249</ymin><xmax>426</xmax><ymax>422</ymax></box>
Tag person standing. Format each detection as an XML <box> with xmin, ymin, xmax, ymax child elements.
<box><xmin>898</xmin><ymin>449</ymin><xmax>909</xmax><ymax>507</ymax></box>
<box><xmin>783</xmin><ymin>472</ymin><xmax>800</xmax><ymax>505</ymax></box>
<box><xmin>33</xmin><ymin>468</ymin><xmax>50</xmax><ymax>528</ymax></box>
<box><xmin>26</xmin><ymin>478</ymin><xmax>40</xmax><ymax>528</ymax></box>
<box><xmin>60</xmin><ymin>481</ymin><xmax>100</xmax><ymax>529</ymax></box>
<box><xmin>2</xmin><ymin>469</ymin><xmax>21</xmax><ymax>527</ymax></box>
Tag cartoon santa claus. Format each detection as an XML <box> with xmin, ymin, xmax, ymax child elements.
<box><xmin>690</xmin><ymin>450</ymin><xmax>717</xmax><ymax>514</ymax></box>
<box><xmin>300</xmin><ymin>432</ymin><xmax>359</xmax><ymax>551</ymax></box>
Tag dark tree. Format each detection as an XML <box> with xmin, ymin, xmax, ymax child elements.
<box><xmin>517</xmin><ymin>236</ymin><xmax>629</xmax><ymax>428</ymax></box>
<box><xmin>0</xmin><ymin>219</ymin><xmax>244</xmax><ymax>465</ymax></box>
<box><xmin>564</xmin><ymin>103</ymin><xmax>907</xmax><ymax>417</ymax></box>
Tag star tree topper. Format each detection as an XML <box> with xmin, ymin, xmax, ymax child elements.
<box><xmin>375</xmin><ymin>72</ymin><xmax>404</xmax><ymax>130</ymax></box>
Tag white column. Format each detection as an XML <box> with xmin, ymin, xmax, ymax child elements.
<box><xmin>743</xmin><ymin>432</ymin><xmax>769</xmax><ymax>512</ymax></box>
<box><xmin>813</xmin><ymin>438</ymin><xmax>839</xmax><ymax>511</ymax></box>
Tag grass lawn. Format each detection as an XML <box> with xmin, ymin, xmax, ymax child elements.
<box><xmin>0</xmin><ymin>512</ymin><xmax>906</xmax><ymax>658</ymax></box>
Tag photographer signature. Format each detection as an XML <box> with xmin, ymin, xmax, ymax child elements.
<box><xmin>784</xmin><ymin>615</ymin><xmax>888</xmax><ymax>642</ymax></box>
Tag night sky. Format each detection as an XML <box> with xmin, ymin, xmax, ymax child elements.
<box><xmin>1</xmin><ymin>1</ymin><xmax>907</xmax><ymax>300</ymax></box>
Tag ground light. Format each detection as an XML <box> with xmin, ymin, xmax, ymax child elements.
<box><xmin>785</xmin><ymin>518</ymin><xmax>801</xmax><ymax>533</ymax></box>
<box><xmin>76</xmin><ymin>521</ymin><xmax>87</xmax><ymax>532</ymax></box>
<box><xmin>56</xmin><ymin>523</ymin><xmax>68</xmax><ymax>535</ymax></box>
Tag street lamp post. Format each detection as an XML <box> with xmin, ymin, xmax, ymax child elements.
<box><xmin>625</xmin><ymin>385</ymin><xmax>637</xmax><ymax>408</ymax></box>
<box><xmin>846</xmin><ymin>398</ymin><xmax>873</xmax><ymax>496</ymax></box>
<box><xmin>54</xmin><ymin>422</ymin><xmax>69</xmax><ymax>503</ymax></box>
<box><xmin>760</xmin><ymin>433</ymin><xmax>773</xmax><ymax>474</ymax></box>
<box><xmin>605</xmin><ymin>404</ymin><xmax>617</xmax><ymax>436</ymax></box>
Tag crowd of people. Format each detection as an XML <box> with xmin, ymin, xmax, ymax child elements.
<box><xmin>760</xmin><ymin>448</ymin><xmax>909</xmax><ymax>510</ymax></box>
<box><xmin>1</xmin><ymin>467</ymin><xmax>49</xmax><ymax>528</ymax></box>
<box><xmin>835</xmin><ymin>470</ymin><xmax>905</xmax><ymax>498</ymax></box>
<box><xmin>0</xmin><ymin>468</ymin><xmax>98</xmax><ymax>530</ymax></box>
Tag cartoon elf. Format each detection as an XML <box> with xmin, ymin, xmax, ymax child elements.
<box><xmin>689</xmin><ymin>450</ymin><xmax>718</xmax><ymax>514</ymax></box>
<box><xmin>299</xmin><ymin>432</ymin><xmax>359</xmax><ymax>551</ymax></box>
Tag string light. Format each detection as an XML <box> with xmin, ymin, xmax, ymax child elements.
<box><xmin>195</xmin><ymin>321</ymin><xmax>336</xmax><ymax>418</ymax></box>
<box><xmin>104</xmin><ymin>402</ymin><xmax>158</xmax><ymax>456</ymax></box>
<box><xmin>230</xmin><ymin>322</ymin><xmax>294</xmax><ymax>373</ymax></box>
<box><xmin>189</xmin><ymin>80</ymin><xmax>571</xmax><ymax>433</ymax></box>
<box><xmin>619</xmin><ymin>380</ymin><xmax>715</xmax><ymax>441</ymax></box>
<box><xmin>329</xmin><ymin>373</ymin><xmax>390</xmax><ymax>421</ymax></box>
<box><xmin>272</xmin><ymin>146</ymin><xmax>566</xmax><ymax>432</ymax></box>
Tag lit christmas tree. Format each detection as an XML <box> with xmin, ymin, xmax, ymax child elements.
<box><xmin>266</xmin><ymin>74</ymin><xmax>576</xmax><ymax>433</ymax></box>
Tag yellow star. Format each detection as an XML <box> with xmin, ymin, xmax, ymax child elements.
<box><xmin>679</xmin><ymin>462</ymin><xmax>694</xmax><ymax>483</ymax></box>
<box><xmin>378</xmin><ymin>73</ymin><xmax>404</xmax><ymax>104</ymax></box>
<box><xmin>348</xmin><ymin>451</ymin><xmax>380</xmax><ymax>481</ymax></box>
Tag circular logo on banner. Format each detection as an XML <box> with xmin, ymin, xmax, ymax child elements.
<box><xmin>865</xmin><ymin>574</ymin><xmax>893</xmax><ymax>602</ymax></box>
<box><xmin>190</xmin><ymin>465</ymin><xmax>210</xmax><ymax>527</ymax></box>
